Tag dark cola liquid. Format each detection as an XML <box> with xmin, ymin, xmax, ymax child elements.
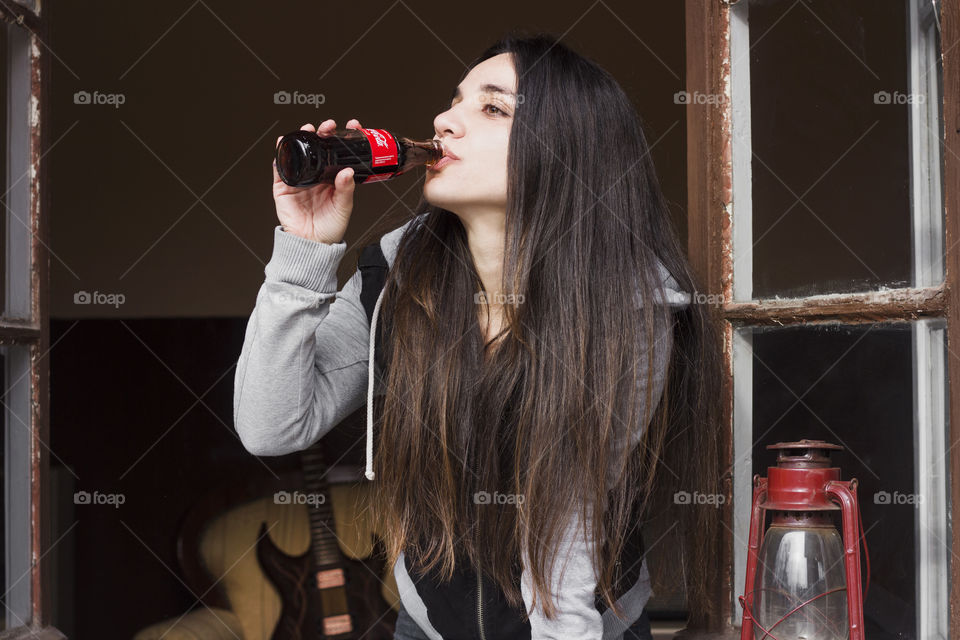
<box><xmin>275</xmin><ymin>128</ymin><xmax>441</xmax><ymax>187</ymax></box>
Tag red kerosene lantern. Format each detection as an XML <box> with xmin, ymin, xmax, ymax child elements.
<box><xmin>738</xmin><ymin>439</ymin><xmax>870</xmax><ymax>640</ymax></box>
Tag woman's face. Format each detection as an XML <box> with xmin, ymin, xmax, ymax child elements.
<box><xmin>424</xmin><ymin>52</ymin><xmax>516</xmax><ymax>220</ymax></box>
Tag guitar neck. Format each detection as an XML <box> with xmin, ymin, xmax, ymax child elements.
<box><xmin>300</xmin><ymin>444</ymin><xmax>342</xmax><ymax>568</ymax></box>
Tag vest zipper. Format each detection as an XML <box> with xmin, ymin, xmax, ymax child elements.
<box><xmin>477</xmin><ymin>571</ymin><xmax>487</xmax><ymax>640</ymax></box>
<box><xmin>473</xmin><ymin>449</ymin><xmax>487</xmax><ymax>640</ymax></box>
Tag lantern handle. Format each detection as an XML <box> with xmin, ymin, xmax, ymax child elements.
<box><xmin>825</xmin><ymin>479</ymin><xmax>868</xmax><ymax>640</ymax></box>
<box><xmin>740</xmin><ymin>476</ymin><xmax>768</xmax><ymax>640</ymax></box>
<box><xmin>831</xmin><ymin>478</ymin><xmax>870</xmax><ymax>600</ymax></box>
<box><xmin>854</xmin><ymin>480</ymin><xmax>870</xmax><ymax>600</ymax></box>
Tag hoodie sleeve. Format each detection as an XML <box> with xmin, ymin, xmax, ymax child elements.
<box><xmin>233</xmin><ymin>220</ymin><xmax>415</xmax><ymax>457</ymax></box>
<box><xmin>520</xmin><ymin>262</ymin><xmax>685</xmax><ymax>639</ymax></box>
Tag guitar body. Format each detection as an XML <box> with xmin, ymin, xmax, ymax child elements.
<box><xmin>256</xmin><ymin>521</ymin><xmax>398</xmax><ymax>640</ymax></box>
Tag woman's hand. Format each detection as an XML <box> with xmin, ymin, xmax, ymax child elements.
<box><xmin>273</xmin><ymin>118</ymin><xmax>363</xmax><ymax>244</ymax></box>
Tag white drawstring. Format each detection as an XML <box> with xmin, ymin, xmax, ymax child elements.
<box><xmin>365</xmin><ymin>286</ymin><xmax>386</xmax><ymax>481</ymax></box>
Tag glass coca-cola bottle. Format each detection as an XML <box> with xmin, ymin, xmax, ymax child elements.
<box><xmin>275</xmin><ymin>128</ymin><xmax>444</xmax><ymax>187</ymax></box>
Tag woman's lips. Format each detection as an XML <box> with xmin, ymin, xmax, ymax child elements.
<box><xmin>428</xmin><ymin>156</ymin><xmax>457</xmax><ymax>171</ymax></box>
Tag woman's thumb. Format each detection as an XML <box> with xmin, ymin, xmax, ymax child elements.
<box><xmin>331</xmin><ymin>167</ymin><xmax>355</xmax><ymax>212</ymax></box>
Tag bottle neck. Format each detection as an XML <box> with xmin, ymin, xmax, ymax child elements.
<box><xmin>397</xmin><ymin>137</ymin><xmax>443</xmax><ymax>170</ymax></box>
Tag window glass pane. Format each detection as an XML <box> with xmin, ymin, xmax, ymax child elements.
<box><xmin>732</xmin><ymin>321</ymin><xmax>948</xmax><ymax>638</ymax></box>
<box><xmin>0</xmin><ymin>347</ymin><xmax>4</xmax><ymax>631</ymax></box>
<box><xmin>742</xmin><ymin>0</ymin><xmax>943</xmax><ymax>298</ymax></box>
<box><xmin>0</xmin><ymin>22</ymin><xmax>7</xmax><ymax>315</ymax></box>
<box><xmin>1</xmin><ymin>344</ymin><xmax>32</xmax><ymax>629</ymax></box>
<box><xmin>1</xmin><ymin>19</ymin><xmax>32</xmax><ymax>321</ymax></box>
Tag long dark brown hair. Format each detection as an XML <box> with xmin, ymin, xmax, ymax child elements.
<box><xmin>356</xmin><ymin>31</ymin><xmax>723</xmax><ymax>623</ymax></box>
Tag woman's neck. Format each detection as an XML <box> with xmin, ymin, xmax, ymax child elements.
<box><xmin>459</xmin><ymin>211</ymin><xmax>506</xmax><ymax>302</ymax></box>
<box><xmin>459</xmin><ymin>212</ymin><xmax>508</xmax><ymax>359</ymax></box>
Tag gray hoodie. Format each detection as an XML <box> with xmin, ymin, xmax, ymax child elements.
<box><xmin>233</xmin><ymin>213</ymin><xmax>690</xmax><ymax>639</ymax></box>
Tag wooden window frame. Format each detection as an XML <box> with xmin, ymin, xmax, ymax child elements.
<box><xmin>0</xmin><ymin>0</ymin><xmax>57</xmax><ymax>638</ymax></box>
<box><xmin>684</xmin><ymin>0</ymin><xmax>959</xmax><ymax>634</ymax></box>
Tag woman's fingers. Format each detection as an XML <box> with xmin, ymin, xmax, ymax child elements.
<box><xmin>317</xmin><ymin>119</ymin><xmax>336</xmax><ymax>136</ymax></box>
<box><xmin>289</xmin><ymin>119</ymin><xmax>357</xmax><ymax>139</ymax></box>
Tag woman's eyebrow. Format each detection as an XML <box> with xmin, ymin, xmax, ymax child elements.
<box><xmin>449</xmin><ymin>83</ymin><xmax>516</xmax><ymax>104</ymax></box>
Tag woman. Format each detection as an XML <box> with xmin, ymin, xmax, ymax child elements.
<box><xmin>235</xmin><ymin>32</ymin><xmax>722</xmax><ymax>640</ymax></box>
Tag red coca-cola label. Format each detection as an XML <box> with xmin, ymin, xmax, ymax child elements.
<box><xmin>360</xmin><ymin>128</ymin><xmax>399</xmax><ymax>168</ymax></box>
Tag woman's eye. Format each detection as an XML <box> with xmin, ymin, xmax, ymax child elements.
<box><xmin>482</xmin><ymin>103</ymin><xmax>506</xmax><ymax>116</ymax></box>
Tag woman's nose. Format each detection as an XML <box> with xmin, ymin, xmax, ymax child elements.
<box><xmin>433</xmin><ymin>106</ymin><xmax>461</xmax><ymax>139</ymax></box>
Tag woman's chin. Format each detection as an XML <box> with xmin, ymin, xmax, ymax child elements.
<box><xmin>423</xmin><ymin>183</ymin><xmax>461</xmax><ymax>211</ymax></box>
